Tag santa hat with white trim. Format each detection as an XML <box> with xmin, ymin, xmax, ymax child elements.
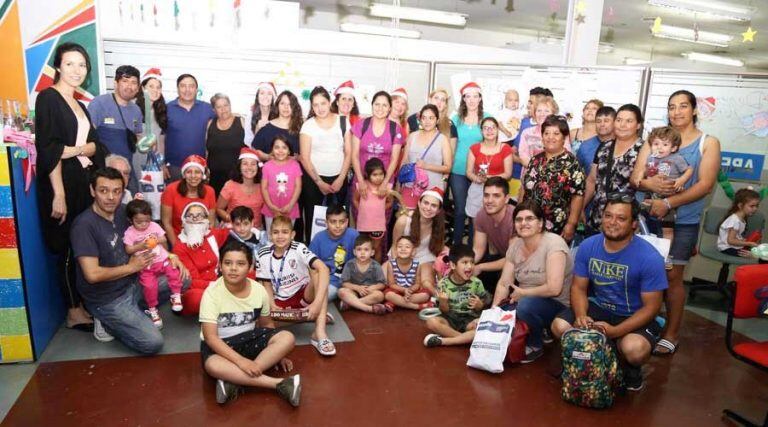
<box><xmin>390</xmin><ymin>87</ymin><xmax>408</xmax><ymax>101</ymax></box>
<box><xmin>143</xmin><ymin>67</ymin><xmax>162</xmax><ymax>81</ymax></box>
<box><xmin>257</xmin><ymin>81</ymin><xmax>276</xmax><ymax>97</ymax></box>
<box><xmin>460</xmin><ymin>82</ymin><xmax>482</xmax><ymax>96</ymax></box>
<box><xmin>181</xmin><ymin>155</ymin><xmax>207</xmax><ymax>176</ymax></box>
<box><xmin>334</xmin><ymin>80</ymin><xmax>356</xmax><ymax>97</ymax></box>
<box><xmin>420</xmin><ymin>187</ymin><xmax>444</xmax><ymax>204</ymax></box>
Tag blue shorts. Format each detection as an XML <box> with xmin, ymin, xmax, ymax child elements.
<box><xmin>669</xmin><ymin>223</ymin><xmax>700</xmax><ymax>265</ymax></box>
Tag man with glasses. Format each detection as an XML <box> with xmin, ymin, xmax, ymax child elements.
<box><xmin>88</xmin><ymin>65</ymin><xmax>144</xmax><ymax>192</ymax></box>
<box><xmin>70</xmin><ymin>167</ymin><xmax>188</xmax><ymax>350</ymax></box>
<box><xmin>550</xmin><ymin>193</ymin><xmax>667</xmax><ymax>392</ymax></box>
<box><xmin>472</xmin><ymin>177</ymin><xmax>516</xmax><ymax>293</ymax></box>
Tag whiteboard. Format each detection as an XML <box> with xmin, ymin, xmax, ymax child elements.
<box><xmin>102</xmin><ymin>40</ymin><xmax>431</xmax><ymax>117</ymax></box>
<box><xmin>645</xmin><ymin>70</ymin><xmax>768</xmax><ymax>176</ymax></box>
<box><xmin>432</xmin><ymin>63</ymin><xmax>647</xmax><ymax>125</ymax></box>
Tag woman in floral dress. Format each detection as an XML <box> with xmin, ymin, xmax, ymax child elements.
<box><xmin>521</xmin><ymin>115</ymin><xmax>585</xmax><ymax>242</ymax></box>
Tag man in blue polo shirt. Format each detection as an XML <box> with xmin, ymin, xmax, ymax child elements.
<box><xmin>164</xmin><ymin>73</ymin><xmax>216</xmax><ymax>181</ymax></box>
<box><xmin>551</xmin><ymin>193</ymin><xmax>667</xmax><ymax>392</ymax></box>
<box><xmin>88</xmin><ymin>65</ymin><xmax>143</xmax><ymax>191</ymax></box>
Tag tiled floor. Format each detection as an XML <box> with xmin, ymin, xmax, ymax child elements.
<box><xmin>2</xmin><ymin>303</ymin><xmax>767</xmax><ymax>427</ymax></box>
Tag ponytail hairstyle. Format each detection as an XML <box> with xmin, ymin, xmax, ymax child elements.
<box><xmin>720</xmin><ymin>188</ymin><xmax>761</xmax><ymax>228</ymax></box>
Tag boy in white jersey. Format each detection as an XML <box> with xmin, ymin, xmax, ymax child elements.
<box><xmin>255</xmin><ymin>216</ymin><xmax>336</xmax><ymax>356</ymax></box>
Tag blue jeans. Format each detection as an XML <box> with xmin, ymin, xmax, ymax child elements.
<box><xmin>449</xmin><ymin>174</ymin><xmax>473</xmax><ymax>246</ymax></box>
<box><xmin>86</xmin><ymin>284</ymin><xmax>164</xmax><ymax>355</ymax></box>
<box><xmin>515</xmin><ymin>296</ymin><xmax>565</xmax><ymax>349</ymax></box>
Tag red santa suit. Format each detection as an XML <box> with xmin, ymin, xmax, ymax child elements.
<box><xmin>173</xmin><ymin>228</ymin><xmax>229</xmax><ymax>315</ymax></box>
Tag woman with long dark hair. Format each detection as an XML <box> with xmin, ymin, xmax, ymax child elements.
<box><xmin>634</xmin><ymin>90</ymin><xmax>721</xmax><ymax>356</ymax></box>
<box><xmin>252</xmin><ymin>90</ymin><xmax>303</xmax><ymax>161</ymax></box>
<box><xmin>244</xmin><ymin>82</ymin><xmax>277</xmax><ymax>145</ymax></box>
<box><xmin>161</xmin><ymin>155</ymin><xmax>217</xmax><ymax>247</ymax></box>
<box><xmin>35</xmin><ymin>42</ymin><xmax>106</xmax><ymax>331</ymax></box>
<box><xmin>299</xmin><ymin>86</ymin><xmax>352</xmax><ymax>242</ymax></box>
<box><xmin>134</xmin><ymin>68</ymin><xmax>168</xmax><ymax>177</ymax></box>
<box><xmin>450</xmin><ymin>82</ymin><xmax>490</xmax><ymax>246</ymax></box>
<box><xmin>330</xmin><ymin>80</ymin><xmax>361</xmax><ymax>126</ymax></box>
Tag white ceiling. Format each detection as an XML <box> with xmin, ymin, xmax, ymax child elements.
<box><xmin>296</xmin><ymin>0</ymin><xmax>768</xmax><ymax>70</ymax></box>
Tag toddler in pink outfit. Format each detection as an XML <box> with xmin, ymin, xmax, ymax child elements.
<box><xmin>353</xmin><ymin>158</ymin><xmax>402</xmax><ymax>262</ymax></box>
<box><xmin>124</xmin><ymin>199</ymin><xmax>183</xmax><ymax>328</ymax></box>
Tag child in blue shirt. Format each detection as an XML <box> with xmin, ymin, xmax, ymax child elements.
<box><xmin>308</xmin><ymin>204</ymin><xmax>359</xmax><ymax>301</ymax></box>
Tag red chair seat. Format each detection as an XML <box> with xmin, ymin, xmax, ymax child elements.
<box><xmin>733</xmin><ymin>342</ymin><xmax>768</xmax><ymax>368</ymax></box>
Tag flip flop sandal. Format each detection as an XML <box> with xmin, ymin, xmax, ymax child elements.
<box><xmin>310</xmin><ymin>338</ymin><xmax>336</xmax><ymax>356</ymax></box>
<box><xmin>372</xmin><ymin>304</ymin><xmax>388</xmax><ymax>315</ymax></box>
<box><xmin>325</xmin><ymin>313</ymin><xmax>335</xmax><ymax>324</ymax></box>
<box><xmin>653</xmin><ymin>339</ymin><xmax>678</xmax><ymax>356</ymax></box>
<box><xmin>418</xmin><ymin>307</ymin><xmax>442</xmax><ymax>321</ymax></box>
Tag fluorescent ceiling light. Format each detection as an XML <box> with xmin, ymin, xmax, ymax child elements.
<box><xmin>651</xmin><ymin>24</ymin><xmax>733</xmax><ymax>47</ymax></box>
<box><xmin>682</xmin><ymin>51</ymin><xmax>744</xmax><ymax>67</ymax></box>
<box><xmin>648</xmin><ymin>0</ymin><xmax>754</xmax><ymax>22</ymax></box>
<box><xmin>369</xmin><ymin>3</ymin><xmax>468</xmax><ymax>27</ymax></box>
<box><xmin>339</xmin><ymin>23</ymin><xmax>421</xmax><ymax>39</ymax></box>
<box><xmin>624</xmin><ymin>57</ymin><xmax>652</xmax><ymax>65</ymax></box>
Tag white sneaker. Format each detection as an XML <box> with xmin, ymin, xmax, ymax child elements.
<box><xmin>93</xmin><ymin>318</ymin><xmax>114</xmax><ymax>342</ymax></box>
<box><xmin>170</xmin><ymin>293</ymin><xmax>183</xmax><ymax>313</ymax></box>
<box><xmin>145</xmin><ymin>307</ymin><xmax>163</xmax><ymax>329</ymax></box>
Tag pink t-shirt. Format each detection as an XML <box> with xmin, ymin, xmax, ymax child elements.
<box><xmin>351</xmin><ymin>118</ymin><xmax>404</xmax><ymax>181</ymax></box>
<box><xmin>357</xmin><ymin>182</ymin><xmax>391</xmax><ymax>232</ymax></box>
<box><xmin>261</xmin><ymin>158</ymin><xmax>302</xmax><ymax>219</ymax></box>
<box><xmin>219</xmin><ymin>180</ymin><xmax>264</xmax><ymax>228</ymax></box>
<box><xmin>123</xmin><ymin>221</ymin><xmax>168</xmax><ymax>263</ymax></box>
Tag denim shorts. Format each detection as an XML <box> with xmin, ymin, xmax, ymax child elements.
<box><xmin>669</xmin><ymin>223</ymin><xmax>700</xmax><ymax>265</ymax></box>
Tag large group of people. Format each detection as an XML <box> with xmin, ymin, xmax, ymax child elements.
<box><xmin>36</xmin><ymin>42</ymin><xmax>731</xmax><ymax>407</ymax></box>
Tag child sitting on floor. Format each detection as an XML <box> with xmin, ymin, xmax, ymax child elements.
<box><xmin>423</xmin><ymin>244</ymin><xmax>490</xmax><ymax>348</ymax></box>
<box><xmin>255</xmin><ymin>216</ymin><xmax>337</xmax><ymax>357</ymax></box>
<box><xmin>353</xmin><ymin>157</ymin><xmax>402</xmax><ymax>262</ymax></box>
<box><xmin>199</xmin><ymin>241</ymin><xmax>301</xmax><ymax>406</ymax></box>
<box><xmin>717</xmin><ymin>188</ymin><xmax>761</xmax><ymax>258</ymax></box>
<box><xmin>383</xmin><ymin>236</ymin><xmax>434</xmax><ymax>311</ymax></box>
<box><xmin>338</xmin><ymin>234</ymin><xmax>390</xmax><ymax>314</ymax></box>
<box><xmin>123</xmin><ymin>199</ymin><xmax>183</xmax><ymax>328</ymax></box>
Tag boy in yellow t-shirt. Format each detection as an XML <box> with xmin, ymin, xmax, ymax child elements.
<box><xmin>199</xmin><ymin>240</ymin><xmax>300</xmax><ymax>406</ymax></box>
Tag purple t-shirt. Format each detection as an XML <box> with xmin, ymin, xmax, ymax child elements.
<box><xmin>261</xmin><ymin>158</ymin><xmax>302</xmax><ymax>219</ymax></box>
<box><xmin>351</xmin><ymin>118</ymin><xmax>403</xmax><ymax>180</ymax></box>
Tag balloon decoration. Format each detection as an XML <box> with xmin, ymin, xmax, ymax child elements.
<box><xmin>718</xmin><ymin>170</ymin><xmax>768</xmax><ymax>201</ymax></box>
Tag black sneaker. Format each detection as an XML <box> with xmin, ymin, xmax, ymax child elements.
<box><xmin>423</xmin><ymin>334</ymin><xmax>443</xmax><ymax>348</ymax></box>
<box><xmin>276</xmin><ymin>375</ymin><xmax>301</xmax><ymax>407</ymax></box>
<box><xmin>542</xmin><ymin>329</ymin><xmax>554</xmax><ymax>344</ymax></box>
<box><xmin>215</xmin><ymin>379</ymin><xmax>243</xmax><ymax>404</ymax></box>
<box><xmin>521</xmin><ymin>346</ymin><xmax>544</xmax><ymax>364</ymax></box>
<box><xmin>624</xmin><ymin>366</ymin><xmax>644</xmax><ymax>392</ymax></box>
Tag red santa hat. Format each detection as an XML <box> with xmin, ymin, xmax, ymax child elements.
<box><xmin>420</xmin><ymin>187</ymin><xmax>444</xmax><ymax>204</ymax></box>
<box><xmin>181</xmin><ymin>155</ymin><xmax>207</xmax><ymax>175</ymax></box>
<box><xmin>334</xmin><ymin>80</ymin><xmax>356</xmax><ymax>97</ymax></box>
<box><xmin>257</xmin><ymin>82</ymin><xmax>276</xmax><ymax>97</ymax></box>
<box><xmin>143</xmin><ymin>67</ymin><xmax>162</xmax><ymax>81</ymax></box>
<box><xmin>238</xmin><ymin>147</ymin><xmax>260</xmax><ymax>162</ymax></box>
<box><xmin>460</xmin><ymin>82</ymin><xmax>482</xmax><ymax>96</ymax></box>
<box><xmin>180</xmin><ymin>201</ymin><xmax>210</xmax><ymax>221</ymax></box>
<box><xmin>390</xmin><ymin>87</ymin><xmax>408</xmax><ymax>101</ymax></box>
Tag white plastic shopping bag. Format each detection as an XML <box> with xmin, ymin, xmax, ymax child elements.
<box><xmin>310</xmin><ymin>205</ymin><xmax>328</xmax><ymax>241</ymax></box>
<box><xmin>467</xmin><ymin>306</ymin><xmax>516</xmax><ymax>373</ymax></box>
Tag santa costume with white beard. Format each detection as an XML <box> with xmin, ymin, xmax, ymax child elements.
<box><xmin>172</xmin><ymin>202</ymin><xmax>229</xmax><ymax>315</ymax></box>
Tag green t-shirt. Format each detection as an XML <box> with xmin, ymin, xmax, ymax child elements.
<box><xmin>439</xmin><ymin>276</ymin><xmax>489</xmax><ymax>315</ymax></box>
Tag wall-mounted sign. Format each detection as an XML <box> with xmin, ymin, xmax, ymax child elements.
<box><xmin>721</xmin><ymin>151</ymin><xmax>765</xmax><ymax>181</ymax></box>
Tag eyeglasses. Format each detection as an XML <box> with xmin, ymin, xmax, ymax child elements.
<box><xmin>514</xmin><ymin>215</ymin><xmax>539</xmax><ymax>224</ymax></box>
<box><xmin>184</xmin><ymin>213</ymin><xmax>207</xmax><ymax>221</ymax></box>
<box><xmin>482</xmin><ymin>125</ymin><xmax>497</xmax><ymax>131</ymax></box>
<box><xmin>606</xmin><ymin>192</ymin><xmax>634</xmax><ymax>203</ymax></box>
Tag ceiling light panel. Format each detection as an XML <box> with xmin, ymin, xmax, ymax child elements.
<box><xmin>648</xmin><ymin>0</ymin><xmax>754</xmax><ymax>22</ymax></box>
<box><xmin>369</xmin><ymin>3</ymin><xmax>468</xmax><ymax>27</ymax></box>
<box><xmin>652</xmin><ymin>24</ymin><xmax>733</xmax><ymax>47</ymax></box>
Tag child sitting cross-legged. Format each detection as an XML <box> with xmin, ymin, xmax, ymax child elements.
<box><xmin>337</xmin><ymin>234</ymin><xmax>391</xmax><ymax>314</ymax></box>
<box><xmin>383</xmin><ymin>236</ymin><xmax>434</xmax><ymax>311</ymax></box>
<box><xmin>200</xmin><ymin>241</ymin><xmax>301</xmax><ymax>406</ymax></box>
<box><xmin>423</xmin><ymin>244</ymin><xmax>490</xmax><ymax>348</ymax></box>
<box><xmin>255</xmin><ymin>216</ymin><xmax>337</xmax><ymax>357</ymax></box>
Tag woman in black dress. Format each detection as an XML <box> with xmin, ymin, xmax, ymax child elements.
<box><xmin>205</xmin><ymin>93</ymin><xmax>245</xmax><ymax>195</ymax></box>
<box><xmin>35</xmin><ymin>42</ymin><xmax>105</xmax><ymax>331</ymax></box>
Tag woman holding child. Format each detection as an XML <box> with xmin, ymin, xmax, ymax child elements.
<box><xmin>491</xmin><ymin>200</ymin><xmax>573</xmax><ymax>363</ymax></box>
<box><xmin>634</xmin><ymin>90</ymin><xmax>721</xmax><ymax>356</ymax></box>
